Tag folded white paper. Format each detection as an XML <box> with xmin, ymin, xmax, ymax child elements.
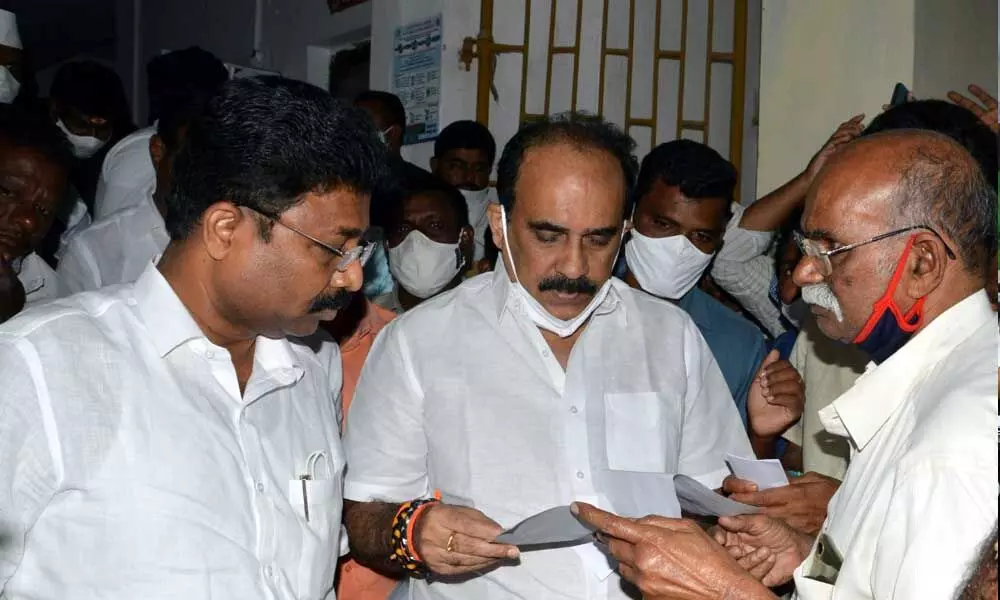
<box><xmin>725</xmin><ymin>453</ymin><xmax>790</xmax><ymax>490</ymax></box>
<box><xmin>673</xmin><ymin>474</ymin><xmax>761</xmax><ymax>517</ymax></box>
<box><xmin>494</xmin><ymin>505</ymin><xmax>595</xmax><ymax>547</ymax></box>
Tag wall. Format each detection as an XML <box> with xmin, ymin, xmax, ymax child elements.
<box><xmin>369</xmin><ymin>0</ymin><xmax>481</xmax><ymax>170</ymax></box>
<box><xmin>913</xmin><ymin>0</ymin><xmax>998</xmax><ymax>100</ymax></box>
<box><xmin>756</xmin><ymin>0</ymin><xmax>916</xmax><ymax>198</ymax></box>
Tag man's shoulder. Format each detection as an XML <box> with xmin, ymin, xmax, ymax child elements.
<box><xmin>680</xmin><ymin>287</ymin><xmax>762</xmax><ymax>340</ymax></box>
<box><xmin>394</xmin><ymin>272</ymin><xmax>494</xmax><ymax>327</ymax></box>
<box><xmin>0</xmin><ymin>285</ymin><xmax>130</xmax><ymax>343</ymax></box>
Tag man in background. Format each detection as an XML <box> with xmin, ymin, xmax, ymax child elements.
<box><xmin>431</xmin><ymin>120</ymin><xmax>497</xmax><ymax>263</ymax></box>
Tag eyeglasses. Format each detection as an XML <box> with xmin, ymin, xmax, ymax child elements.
<box><xmin>245</xmin><ymin>207</ymin><xmax>382</xmax><ymax>272</ymax></box>
<box><xmin>794</xmin><ymin>225</ymin><xmax>956</xmax><ymax>275</ymax></box>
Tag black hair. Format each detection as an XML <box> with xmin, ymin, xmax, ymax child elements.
<box><xmin>496</xmin><ymin>112</ymin><xmax>638</xmax><ymax>215</ymax></box>
<box><xmin>49</xmin><ymin>60</ymin><xmax>134</xmax><ymax>134</ymax></box>
<box><xmin>354</xmin><ymin>90</ymin><xmax>406</xmax><ymax>129</ymax></box>
<box><xmin>633</xmin><ymin>139</ymin><xmax>737</xmax><ymax>211</ymax></box>
<box><xmin>0</xmin><ymin>103</ymin><xmax>73</xmax><ymax>173</ymax></box>
<box><xmin>434</xmin><ymin>120</ymin><xmax>497</xmax><ymax>164</ymax></box>
<box><xmin>146</xmin><ymin>46</ymin><xmax>228</xmax><ymax>125</ymax></box>
<box><xmin>396</xmin><ymin>168</ymin><xmax>470</xmax><ymax>228</ymax></box>
<box><xmin>156</xmin><ymin>94</ymin><xmax>205</xmax><ymax>151</ymax></box>
<box><xmin>864</xmin><ymin>100</ymin><xmax>998</xmax><ymax>191</ymax></box>
<box><xmin>165</xmin><ymin>76</ymin><xmax>388</xmax><ymax>241</ymax></box>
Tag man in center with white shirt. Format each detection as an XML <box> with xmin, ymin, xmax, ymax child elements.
<box><xmin>343</xmin><ymin>114</ymin><xmax>754</xmax><ymax>599</ymax></box>
<box><xmin>0</xmin><ymin>76</ymin><xmax>387</xmax><ymax>599</ymax></box>
<box><xmin>57</xmin><ymin>97</ymin><xmax>200</xmax><ymax>293</ymax></box>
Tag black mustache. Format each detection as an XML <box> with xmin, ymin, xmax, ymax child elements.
<box><xmin>538</xmin><ymin>275</ymin><xmax>598</xmax><ymax>296</ymax></box>
<box><xmin>308</xmin><ymin>290</ymin><xmax>352</xmax><ymax>313</ymax></box>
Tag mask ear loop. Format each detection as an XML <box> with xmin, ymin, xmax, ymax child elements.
<box><xmin>852</xmin><ymin>236</ymin><xmax>926</xmax><ymax>343</ymax></box>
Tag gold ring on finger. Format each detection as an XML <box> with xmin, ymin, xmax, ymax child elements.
<box><xmin>446</xmin><ymin>533</ymin><xmax>455</xmax><ymax>552</ymax></box>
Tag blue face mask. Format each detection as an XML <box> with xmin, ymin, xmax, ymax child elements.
<box><xmin>852</xmin><ymin>237</ymin><xmax>925</xmax><ymax>364</ymax></box>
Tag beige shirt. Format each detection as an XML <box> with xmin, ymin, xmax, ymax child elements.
<box><xmin>783</xmin><ymin>316</ymin><xmax>868</xmax><ymax>479</ymax></box>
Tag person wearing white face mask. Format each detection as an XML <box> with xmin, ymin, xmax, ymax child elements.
<box><xmin>431</xmin><ymin>120</ymin><xmax>498</xmax><ymax>264</ymax></box>
<box><xmin>378</xmin><ymin>171</ymin><xmax>474</xmax><ymax>312</ymax></box>
<box><xmin>623</xmin><ymin>140</ymin><xmax>804</xmax><ymax>450</ymax></box>
<box><xmin>0</xmin><ymin>9</ymin><xmax>23</xmax><ymax>105</ymax></box>
<box><xmin>342</xmin><ymin>115</ymin><xmax>754</xmax><ymax>600</ymax></box>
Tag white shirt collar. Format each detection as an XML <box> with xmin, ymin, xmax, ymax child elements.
<box><xmin>819</xmin><ymin>291</ymin><xmax>994</xmax><ymax>450</ymax></box>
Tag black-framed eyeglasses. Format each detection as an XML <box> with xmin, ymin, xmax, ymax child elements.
<box><xmin>245</xmin><ymin>207</ymin><xmax>382</xmax><ymax>272</ymax></box>
<box><xmin>795</xmin><ymin>225</ymin><xmax>956</xmax><ymax>275</ymax></box>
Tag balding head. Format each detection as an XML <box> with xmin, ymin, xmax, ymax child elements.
<box><xmin>795</xmin><ymin>129</ymin><xmax>996</xmax><ymax>345</ymax></box>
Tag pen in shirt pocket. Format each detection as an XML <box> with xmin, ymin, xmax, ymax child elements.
<box><xmin>300</xmin><ymin>474</ymin><xmax>311</xmax><ymax>522</ymax></box>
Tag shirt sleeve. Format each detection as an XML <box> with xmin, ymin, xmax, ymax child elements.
<box><xmin>56</xmin><ymin>236</ymin><xmax>102</xmax><ymax>295</ymax></box>
<box><xmin>678</xmin><ymin>319</ymin><xmax>755</xmax><ymax>489</ymax></box>
<box><xmin>870</xmin><ymin>457</ymin><xmax>998</xmax><ymax>599</ymax></box>
<box><xmin>0</xmin><ymin>337</ymin><xmax>60</xmax><ymax>591</ymax></box>
<box><xmin>342</xmin><ymin>321</ymin><xmax>428</xmax><ymax>502</ymax></box>
<box><xmin>711</xmin><ymin>253</ymin><xmax>785</xmax><ymax>338</ymax></box>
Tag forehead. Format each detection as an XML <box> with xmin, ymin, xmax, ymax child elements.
<box><xmin>284</xmin><ymin>186</ymin><xmax>370</xmax><ymax>233</ymax></box>
<box><xmin>803</xmin><ymin>159</ymin><xmax>897</xmax><ymax>238</ymax></box>
<box><xmin>403</xmin><ymin>191</ymin><xmax>454</xmax><ymax>218</ymax></box>
<box><xmin>515</xmin><ymin>142</ymin><xmax>625</xmax><ymax>224</ymax></box>
<box><xmin>639</xmin><ymin>180</ymin><xmax>728</xmax><ymax>226</ymax></box>
<box><xmin>441</xmin><ymin>147</ymin><xmax>490</xmax><ymax>164</ymax></box>
<box><xmin>0</xmin><ymin>140</ymin><xmax>65</xmax><ymax>183</ymax></box>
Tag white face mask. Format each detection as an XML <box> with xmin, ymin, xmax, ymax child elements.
<box><xmin>56</xmin><ymin>118</ymin><xmax>108</xmax><ymax>159</ymax></box>
<box><xmin>625</xmin><ymin>231</ymin><xmax>714</xmax><ymax>300</ymax></box>
<box><xmin>388</xmin><ymin>230</ymin><xmax>465</xmax><ymax>299</ymax></box>
<box><xmin>500</xmin><ymin>205</ymin><xmax>622</xmax><ymax>338</ymax></box>
<box><xmin>0</xmin><ymin>65</ymin><xmax>20</xmax><ymax>104</ymax></box>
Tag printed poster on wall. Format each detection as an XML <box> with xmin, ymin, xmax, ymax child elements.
<box><xmin>392</xmin><ymin>14</ymin><xmax>442</xmax><ymax>145</ymax></box>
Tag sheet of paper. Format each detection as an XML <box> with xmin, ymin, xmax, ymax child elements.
<box><xmin>495</xmin><ymin>505</ymin><xmax>595</xmax><ymax>547</ymax></box>
<box><xmin>673</xmin><ymin>474</ymin><xmax>761</xmax><ymax>517</ymax></box>
<box><xmin>725</xmin><ymin>454</ymin><xmax>790</xmax><ymax>490</ymax></box>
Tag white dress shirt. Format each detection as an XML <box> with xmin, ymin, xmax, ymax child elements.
<box><xmin>94</xmin><ymin>125</ymin><xmax>156</xmax><ymax>220</ymax></box>
<box><xmin>14</xmin><ymin>252</ymin><xmax>63</xmax><ymax>306</ymax></box>
<box><xmin>0</xmin><ymin>264</ymin><xmax>346</xmax><ymax>600</ymax></box>
<box><xmin>57</xmin><ymin>187</ymin><xmax>168</xmax><ymax>294</ymax></box>
<box><xmin>344</xmin><ymin>265</ymin><xmax>752</xmax><ymax>600</ymax></box>
<box><xmin>793</xmin><ymin>291</ymin><xmax>999</xmax><ymax>600</ymax></box>
<box><xmin>710</xmin><ymin>203</ymin><xmax>785</xmax><ymax>337</ymax></box>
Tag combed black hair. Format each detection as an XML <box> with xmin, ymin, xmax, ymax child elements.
<box><xmin>354</xmin><ymin>90</ymin><xmax>406</xmax><ymax>129</ymax></box>
<box><xmin>0</xmin><ymin>103</ymin><xmax>73</xmax><ymax>172</ymax></box>
<box><xmin>496</xmin><ymin>112</ymin><xmax>638</xmax><ymax>215</ymax></box>
<box><xmin>156</xmin><ymin>94</ymin><xmax>205</xmax><ymax>151</ymax></box>
<box><xmin>633</xmin><ymin>139</ymin><xmax>737</xmax><ymax>210</ymax></box>
<box><xmin>165</xmin><ymin>76</ymin><xmax>388</xmax><ymax>241</ymax></box>
<box><xmin>50</xmin><ymin>60</ymin><xmax>134</xmax><ymax>133</ymax></box>
<box><xmin>396</xmin><ymin>168</ymin><xmax>470</xmax><ymax>228</ymax></box>
<box><xmin>864</xmin><ymin>100</ymin><xmax>998</xmax><ymax>191</ymax></box>
<box><xmin>434</xmin><ymin>120</ymin><xmax>497</xmax><ymax>164</ymax></box>
<box><xmin>146</xmin><ymin>46</ymin><xmax>228</xmax><ymax>125</ymax></box>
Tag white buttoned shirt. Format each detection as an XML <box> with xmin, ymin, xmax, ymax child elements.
<box><xmin>793</xmin><ymin>291</ymin><xmax>999</xmax><ymax>600</ymax></box>
<box><xmin>57</xmin><ymin>188</ymin><xmax>169</xmax><ymax>294</ymax></box>
<box><xmin>94</xmin><ymin>125</ymin><xmax>157</xmax><ymax>220</ymax></box>
<box><xmin>344</xmin><ymin>265</ymin><xmax>752</xmax><ymax>600</ymax></box>
<box><xmin>0</xmin><ymin>264</ymin><xmax>346</xmax><ymax>600</ymax></box>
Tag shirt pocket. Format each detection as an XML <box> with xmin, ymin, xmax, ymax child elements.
<box><xmin>288</xmin><ymin>477</ymin><xmax>342</xmax><ymax>597</ymax></box>
<box><xmin>604</xmin><ymin>392</ymin><xmax>669</xmax><ymax>473</ymax></box>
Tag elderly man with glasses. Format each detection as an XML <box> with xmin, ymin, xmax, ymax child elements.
<box><xmin>572</xmin><ymin>128</ymin><xmax>998</xmax><ymax>600</ymax></box>
<box><xmin>0</xmin><ymin>77</ymin><xmax>387</xmax><ymax>599</ymax></box>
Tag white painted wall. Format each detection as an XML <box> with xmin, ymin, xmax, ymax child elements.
<box><xmin>369</xmin><ymin>0</ymin><xmax>481</xmax><ymax>170</ymax></box>
<box><xmin>912</xmin><ymin>0</ymin><xmax>998</xmax><ymax>100</ymax></box>
<box><xmin>756</xmin><ymin>0</ymin><xmax>916</xmax><ymax>198</ymax></box>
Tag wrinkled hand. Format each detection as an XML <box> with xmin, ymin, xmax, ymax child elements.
<box><xmin>722</xmin><ymin>472</ymin><xmax>840</xmax><ymax>536</ymax></box>
<box><xmin>804</xmin><ymin>114</ymin><xmax>865</xmax><ymax>180</ymax></box>
<box><xmin>573</xmin><ymin>503</ymin><xmax>775</xmax><ymax>600</ymax></box>
<box><xmin>413</xmin><ymin>503</ymin><xmax>519</xmax><ymax>576</ymax></box>
<box><xmin>712</xmin><ymin>513</ymin><xmax>813</xmax><ymax>587</ymax></box>
<box><xmin>948</xmin><ymin>84</ymin><xmax>998</xmax><ymax>133</ymax></box>
<box><xmin>0</xmin><ymin>258</ymin><xmax>26</xmax><ymax>324</ymax></box>
<box><xmin>747</xmin><ymin>350</ymin><xmax>804</xmax><ymax>438</ymax></box>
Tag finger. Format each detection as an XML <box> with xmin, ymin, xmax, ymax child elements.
<box><xmin>968</xmin><ymin>84</ymin><xmax>998</xmax><ymax>108</ymax></box>
<box><xmin>448</xmin><ymin>507</ymin><xmax>505</xmax><ymax>539</ymax></box>
<box><xmin>449</xmin><ymin>532</ymin><xmax>519</xmax><ymax>561</ymax></box>
<box><xmin>606</xmin><ymin>537</ymin><xmax>638</xmax><ymax>568</ymax></box>
<box><xmin>765</xmin><ymin>381</ymin><xmax>804</xmax><ymax>401</ymax></box>
<box><xmin>948</xmin><ymin>91</ymin><xmax>983</xmax><ymax>115</ymax></box>
<box><xmin>721</xmin><ymin>475</ymin><xmax>758</xmax><ymax>495</ymax></box>
<box><xmin>762</xmin><ymin>361</ymin><xmax>801</xmax><ymax>382</ymax></box>
<box><xmin>618</xmin><ymin>562</ymin><xmax>641</xmax><ymax>585</ymax></box>
<box><xmin>742</xmin><ymin>548</ymin><xmax>776</xmax><ymax>581</ymax></box>
<box><xmin>571</xmin><ymin>503</ymin><xmax>644</xmax><ymax>544</ymax></box>
<box><xmin>732</xmin><ymin>487</ymin><xmax>794</xmax><ymax>508</ymax></box>
<box><xmin>759</xmin><ymin>349</ymin><xmax>779</xmax><ymax>371</ymax></box>
<box><xmin>635</xmin><ymin>514</ymin><xmax>695</xmax><ymax>532</ymax></box>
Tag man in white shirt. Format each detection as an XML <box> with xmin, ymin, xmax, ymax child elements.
<box><xmin>57</xmin><ymin>98</ymin><xmax>200</xmax><ymax>293</ymax></box>
<box><xmin>573</xmin><ymin>129</ymin><xmax>999</xmax><ymax>600</ymax></box>
<box><xmin>342</xmin><ymin>115</ymin><xmax>754</xmax><ymax>599</ymax></box>
<box><xmin>0</xmin><ymin>76</ymin><xmax>388</xmax><ymax>599</ymax></box>
<box><xmin>0</xmin><ymin>105</ymin><xmax>71</xmax><ymax>322</ymax></box>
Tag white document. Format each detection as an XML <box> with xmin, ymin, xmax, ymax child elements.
<box><xmin>673</xmin><ymin>474</ymin><xmax>761</xmax><ymax>517</ymax></box>
<box><xmin>725</xmin><ymin>453</ymin><xmax>790</xmax><ymax>490</ymax></box>
<box><xmin>494</xmin><ymin>505</ymin><xmax>595</xmax><ymax>547</ymax></box>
